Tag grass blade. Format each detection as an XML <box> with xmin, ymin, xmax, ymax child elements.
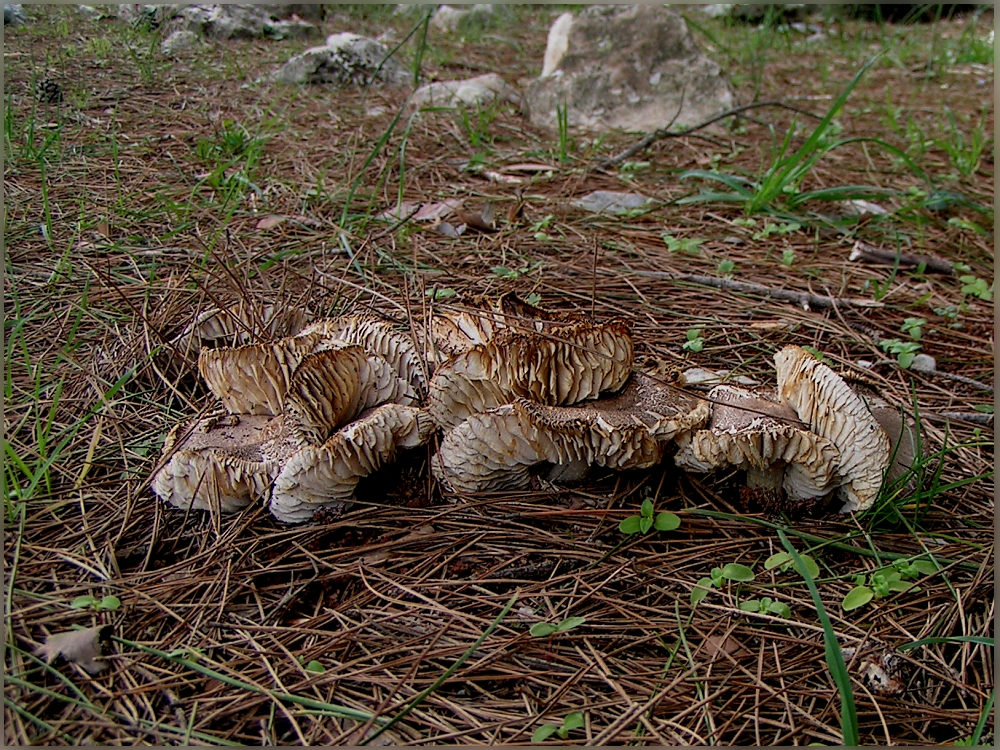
<box><xmin>898</xmin><ymin>636</ymin><xmax>994</xmax><ymax>651</ymax></box>
<box><xmin>777</xmin><ymin>528</ymin><xmax>859</xmax><ymax>746</ymax></box>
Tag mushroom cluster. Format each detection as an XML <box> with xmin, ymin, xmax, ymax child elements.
<box><xmin>153</xmin><ymin>316</ymin><xmax>433</xmax><ymax>523</ymax></box>
<box><xmin>153</xmin><ymin>295</ymin><xmax>916</xmax><ymax>522</ymax></box>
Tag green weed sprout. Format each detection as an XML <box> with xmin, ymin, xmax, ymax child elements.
<box><xmin>530</xmin><ymin>616</ymin><xmax>585</xmax><ymax>638</ymax></box>
<box><xmin>619</xmin><ymin>498</ymin><xmax>681</xmax><ymax>535</ymax></box>
<box><xmin>682</xmin><ymin>328</ymin><xmax>704</xmax><ymax>353</ymax></box>
<box><xmin>532</xmin><ymin>711</ymin><xmax>584</xmax><ymax>743</ymax></box>
<box><xmin>691</xmin><ymin>563</ymin><xmax>755</xmax><ymax>606</ymax></box>
<box><xmin>878</xmin><ymin>338</ymin><xmax>922</xmax><ymax>369</ymax></box>
<box><xmin>70</xmin><ymin>595</ymin><xmax>121</xmax><ymax>611</ymax></box>
<box><xmin>842</xmin><ymin>558</ymin><xmax>938</xmax><ymax>611</ymax></box>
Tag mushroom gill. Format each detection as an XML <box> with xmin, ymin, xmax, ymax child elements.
<box><xmin>434</xmin><ymin>373</ymin><xmax>709</xmax><ymax>493</ymax></box>
<box><xmin>674</xmin><ymin>384</ymin><xmax>841</xmax><ymax>502</ymax></box>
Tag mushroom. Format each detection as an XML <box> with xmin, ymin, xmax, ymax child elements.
<box><xmin>285</xmin><ymin>345</ymin><xmax>417</xmax><ymax>445</ymax></box>
<box><xmin>428</xmin><ymin>320</ymin><xmax>634</xmax><ymax>430</ymax></box>
<box><xmin>198</xmin><ymin>314</ymin><xmax>426</xmax><ymax>416</ymax></box>
<box><xmin>428</xmin><ymin>292</ymin><xmax>582</xmax><ymax>362</ymax></box>
<box><xmin>774</xmin><ymin>346</ymin><xmax>891</xmax><ymax>512</ymax></box>
<box><xmin>851</xmin><ymin>383</ymin><xmax>920</xmax><ymax>490</ymax></box>
<box><xmin>151</xmin><ymin>412</ymin><xmax>298</xmax><ymax>513</ymax></box>
<box><xmin>270</xmin><ymin>403</ymin><xmax>435</xmax><ymax>523</ymax></box>
<box><xmin>674</xmin><ymin>384</ymin><xmax>841</xmax><ymax>502</ymax></box>
<box><xmin>171</xmin><ymin>303</ymin><xmax>313</xmax><ymax>358</ymax></box>
<box><xmin>434</xmin><ymin>373</ymin><xmax>709</xmax><ymax>492</ymax></box>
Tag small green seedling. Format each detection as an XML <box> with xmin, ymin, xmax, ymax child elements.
<box><xmin>491</xmin><ymin>261</ymin><xmax>543</xmax><ymax>280</ymax></box>
<box><xmin>619</xmin><ymin>498</ymin><xmax>680</xmax><ymax>535</ymax></box>
<box><xmin>682</xmin><ymin>328</ymin><xmax>704</xmax><ymax>353</ymax></box>
<box><xmin>524</xmin><ymin>292</ymin><xmax>542</xmax><ymax>306</ymax></box>
<box><xmin>70</xmin><ymin>595</ymin><xmax>121</xmax><ymax>611</ymax></box>
<box><xmin>662</xmin><ymin>233</ymin><xmax>703</xmax><ymax>255</ymax></box>
<box><xmin>425</xmin><ymin>287</ymin><xmax>456</xmax><ymax>301</ymax></box>
<box><xmin>717</xmin><ymin>258</ymin><xmax>736</xmax><ymax>277</ymax></box>
<box><xmin>959</xmin><ymin>275</ymin><xmax>993</xmax><ymax>301</ymax></box>
<box><xmin>842</xmin><ymin>558</ymin><xmax>938</xmax><ymax>611</ymax></box>
<box><xmin>900</xmin><ymin>317</ymin><xmax>926</xmax><ymax>341</ymax></box>
<box><xmin>781</xmin><ymin>248</ymin><xmax>796</xmax><ymax>266</ymax></box>
<box><xmin>752</xmin><ymin>221</ymin><xmax>800</xmax><ymax>240</ymax></box>
<box><xmin>530</xmin><ymin>616</ymin><xmax>586</xmax><ymax>638</ymax></box>
<box><xmin>532</xmin><ymin>711</ymin><xmax>585</xmax><ymax>743</ymax></box>
<box><xmin>739</xmin><ymin>596</ymin><xmax>792</xmax><ymax>618</ymax></box>
<box><xmin>878</xmin><ymin>338</ymin><xmax>922</xmax><ymax>369</ymax></box>
<box><xmin>691</xmin><ymin>563</ymin><xmax>755</xmax><ymax>606</ymax></box>
<box><xmin>765</xmin><ymin>551</ymin><xmax>820</xmax><ymax>579</ymax></box>
<box><xmin>305</xmin><ymin>660</ymin><xmax>325</xmax><ymax>674</ymax></box>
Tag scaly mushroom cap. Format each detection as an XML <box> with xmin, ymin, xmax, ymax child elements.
<box><xmin>198</xmin><ymin>314</ymin><xmax>425</xmax><ymax>415</ymax></box>
<box><xmin>301</xmin><ymin>315</ymin><xmax>426</xmax><ymax>395</ymax></box>
<box><xmin>172</xmin><ymin>304</ymin><xmax>313</xmax><ymax>357</ymax></box>
<box><xmin>434</xmin><ymin>373</ymin><xmax>709</xmax><ymax>492</ymax></box>
<box><xmin>152</xmin><ymin>413</ymin><xmax>298</xmax><ymax>513</ymax></box>
<box><xmin>852</xmin><ymin>384</ymin><xmax>920</xmax><ymax>488</ymax></box>
<box><xmin>428</xmin><ymin>321</ymin><xmax>634</xmax><ymax>429</ymax></box>
<box><xmin>674</xmin><ymin>385</ymin><xmax>841</xmax><ymax>501</ymax></box>
<box><xmin>428</xmin><ymin>292</ymin><xmax>582</xmax><ymax>362</ymax></box>
<box><xmin>270</xmin><ymin>404</ymin><xmax>434</xmax><ymax>523</ymax></box>
<box><xmin>775</xmin><ymin>346</ymin><xmax>891</xmax><ymax>512</ymax></box>
<box><xmin>285</xmin><ymin>345</ymin><xmax>417</xmax><ymax>445</ymax></box>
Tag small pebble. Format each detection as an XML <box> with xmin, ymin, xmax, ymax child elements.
<box><xmin>910</xmin><ymin>353</ymin><xmax>937</xmax><ymax>373</ymax></box>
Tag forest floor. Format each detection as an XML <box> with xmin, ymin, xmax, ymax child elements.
<box><xmin>3</xmin><ymin>4</ymin><xmax>994</xmax><ymax>746</ymax></box>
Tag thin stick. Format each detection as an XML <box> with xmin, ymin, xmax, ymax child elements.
<box><xmin>849</xmin><ymin>241</ymin><xmax>954</xmax><ymax>275</ymax></box>
<box><xmin>618</xmin><ymin>266</ymin><xmax>882</xmax><ymax>310</ymax></box>
<box><xmin>597</xmin><ymin>100</ymin><xmax>822</xmax><ymax>169</ymax></box>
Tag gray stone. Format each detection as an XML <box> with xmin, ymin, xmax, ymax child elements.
<box><xmin>432</xmin><ymin>4</ymin><xmax>507</xmax><ymax>33</ymax></box>
<box><xmin>161</xmin><ymin>29</ymin><xmax>202</xmax><ymax>56</ymax></box>
<box><xmin>170</xmin><ymin>5</ymin><xmax>320</xmax><ymax>41</ymax></box>
<box><xmin>76</xmin><ymin>5</ymin><xmax>104</xmax><ymax>21</ymax></box>
<box><xmin>272</xmin><ymin>33</ymin><xmax>409</xmax><ymax>87</ymax></box>
<box><xmin>910</xmin><ymin>354</ymin><xmax>937</xmax><ymax>373</ymax></box>
<box><xmin>4</xmin><ymin>4</ymin><xmax>26</xmax><ymax>24</ymax></box>
<box><xmin>570</xmin><ymin>190</ymin><xmax>656</xmax><ymax>214</ymax></box>
<box><xmin>410</xmin><ymin>73</ymin><xmax>512</xmax><ymax>110</ymax></box>
<box><xmin>523</xmin><ymin>5</ymin><xmax>733</xmax><ymax>134</ymax></box>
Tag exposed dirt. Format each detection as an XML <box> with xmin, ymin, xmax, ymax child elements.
<box><xmin>3</xmin><ymin>5</ymin><xmax>994</xmax><ymax>746</ymax></box>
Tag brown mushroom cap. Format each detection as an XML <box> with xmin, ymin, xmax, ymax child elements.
<box><xmin>152</xmin><ymin>412</ymin><xmax>298</xmax><ymax>513</ymax></box>
<box><xmin>428</xmin><ymin>321</ymin><xmax>634</xmax><ymax>429</ymax></box>
<box><xmin>198</xmin><ymin>314</ymin><xmax>425</xmax><ymax>416</ymax></box>
<box><xmin>285</xmin><ymin>345</ymin><xmax>417</xmax><ymax>445</ymax></box>
<box><xmin>434</xmin><ymin>373</ymin><xmax>709</xmax><ymax>492</ymax></box>
<box><xmin>674</xmin><ymin>384</ymin><xmax>841</xmax><ymax>501</ymax></box>
<box><xmin>775</xmin><ymin>346</ymin><xmax>891</xmax><ymax>512</ymax></box>
<box><xmin>270</xmin><ymin>404</ymin><xmax>434</xmax><ymax>523</ymax></box>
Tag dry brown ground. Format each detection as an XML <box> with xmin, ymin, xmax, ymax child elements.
<box><xmin>3</xmin><ymin>5</ymin><xmax>994</xmax><ymax>746</ymax></box>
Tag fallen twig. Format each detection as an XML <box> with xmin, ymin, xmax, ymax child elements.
<box><xmin>597</xmin><ymin>100</ymin><xmax>823</xmax><ymax>169</ymax></box>
<box><xmin>849</xmin><ymin>241</ymin><xmax>954</xmax><ymax>275</ymax></box>
<box><xmin>618</xmin><ymin>265</ymin><xmax>881</xmax><ymax>309</ymax></box>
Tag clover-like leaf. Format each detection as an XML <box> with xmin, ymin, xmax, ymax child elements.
<box><xmin>639</xmin><ymin>515</ymin><xmax>653</xmax><ymax>534</ymax></box>
<box><xmin>640</xmin><ymin>498</ymin><xmax>654</xmax><ymax>518</ymax></box>
<box><xmin>556</xmin><ymin>616</ymin><xmax>586</xmax><ymax>633</ymax></box>
<box><xmin>691</xmin><ymin>577</ymin><xmax>714</xmax><ymax>606</ymax></box>
<box><xmin>532</xmin><ymin>724</ymin><xmax>559</xmax><ymax>743</ymax></box>
<box><xmin>911</xmin><ymin>559</ymin><xmax>938</xmax><ymax>576</ymax></box>
<box><xmin>768</xmin><ymin>601</ymin><xmax>792</xmax><ymax>618</ymax></box>
<box><xmin>619</xmin><ymin>515</ymin><xmax>642</xmax><ymax>534</ymax></box>
<box><xmin>721</xmin><ymin>563</ymin><xmax>755</xmax><ymax>582</ymax></box>
<box><xmin>98</xmin><ymin>595</ymin><xmax>121</xmax><ymax>611</ymax></box>
<box><xmin>653</xmin><ymin>512</ymin><xmax>680</xmax><ymax>531</ymax></box>
<box><xmin>530</xmin><ymin>622</ymin><xmax>558</xmax><ymax>637</ymax></box>
<box><xmin>70</xmin><ymin>595</ymin><xmax>98</xmax><ymax>610</ymax></box>
<box><xmin>842</xmin><ymin>585</ymin><xmax>874</xmax><ymax>611</ymax></box>
<box><xmin>562</xmin><ymin>711</ymin><xmax>585</xmax><ymax>732</ymax></box>
<box><xmin>738</xmin><ymin>599</ymin><xmax>762</xmax><ymax>613</ymax></box>
<box><xmin>305</xmin><ymin>660</ymin><xmax>325</xmax><ymax>674</ymax></box>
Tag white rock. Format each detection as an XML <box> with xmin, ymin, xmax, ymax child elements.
<box><xmin>161</xmin><ymin>29</ymin><xmax>202</xmax><ymax>55</ymax></box>
<box><xmin>910</xmin><ymin>354</ymin><xmax>937</xmax><ymax>373</ymax></box>
<box><xmin>410</xmin><ymin>73</ymin><xmax>512</xmax><ymax>110</ymax></box>
<box><xmin>273</xmin><ymin>34</ymin><xmax>409</xmax><ymax>86</ymax></box>
<box><xmin>571</xmin><ymin>191</ymin><xmax>656</xmax><ymax>214</ymax></box>
<box><xmin>524</xmin><ymin>5</ymin><xmax>733</xmax><ymax>133</ymax></box>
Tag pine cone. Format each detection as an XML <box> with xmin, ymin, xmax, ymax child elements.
<box><xmin>34</xmin><ymin>77</ymin><xmax>63</xmax><ymax>104</ymax></box>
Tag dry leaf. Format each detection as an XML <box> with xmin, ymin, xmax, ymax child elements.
<box><xmin>35</xmin><ymin>625</ymin><xmax>112</xmax><ymax>674</ymax></box>
<box><xmin>377</xmin><ymin>200</ymin><xmax>461</xmax><ymax>223</ymax></box>
<box><xmin>454</xmin><ymin>203</ymin><xmax>497</xmax><ymax>233</ymax></box>
<box><xmin>700</xmin><ymin>634</ymin><xmax>751</xmax><ymax>661</ymax></box>
<box><xmin>434</xmin><ymin>221</ymin><xmax>464</xmax><ymax>237</ymax></box>
<box><xmin>361</xmin><ymin>549</ymin><xmax>393</xmax><ymax>565</ymax></box>
<box><xmin>256</xmin><ymin>215</ymin><xmax>287</xmax><ymax>230</ymax></box>
<box><xmin>484</xmin><ymin>170</ymin><xmax>524</xmax><ymax>184</ymax></box>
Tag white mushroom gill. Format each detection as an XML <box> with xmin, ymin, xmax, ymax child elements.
<box><xmin>774</xmin><ymin>346</ymin><xmax>891</xmax><ymax>512</ymax></box>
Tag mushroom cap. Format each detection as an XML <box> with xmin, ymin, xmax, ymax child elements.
<box><xmin>270</xmin><ymin>404</ymin><xmax>434</xmax><ymax>523</ymax></box>
<box><xmin>152</xmin><ymin>412</ymin><xmax>298</xmax><ymax>513</ymax></box>
<box><xmin>774</xmin><ymin>346</ymin><xmax>891</xmax><ymax>512</ymax></box>
<box><xmin>674</xmin><ymin>384</ymin><xmax>841</xmax><ymax>501</ymax></box>
<box><xmin>851</xmin><ymin>384</ymin><xmax>920</xmax><ymax>488</ymax></box>
<box><xmin>198</xmin><ymin>314</ymin><xmax>425</xmax><ymax>416</ymax></box>
<box><xmin>172</xmin><ymin>304</ymin><xmax>312</xmax><ymax>358</ymax></box>
<box><xmin>428</xmin><ymin>320</ymin><xmax>634</xmax><ymax>429</ymax></box>
<box><xmin>428</xmin><ymin>292</ymin><xmax>583</xmax><ymax>362</ymax></box>
<box><xmin>434</xmin><ymin>373</ymin><xmax>709</xmax><ymax>493</ymax></box>
<box><xmin>301</xmin><ymin>315</ymin><xmax>427</xmax><ymax>395</ymax></box>
<box><xmin>285</xmin><ymin>345</ymin><xmax>417</xmax><ymax>445</ymax></box>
